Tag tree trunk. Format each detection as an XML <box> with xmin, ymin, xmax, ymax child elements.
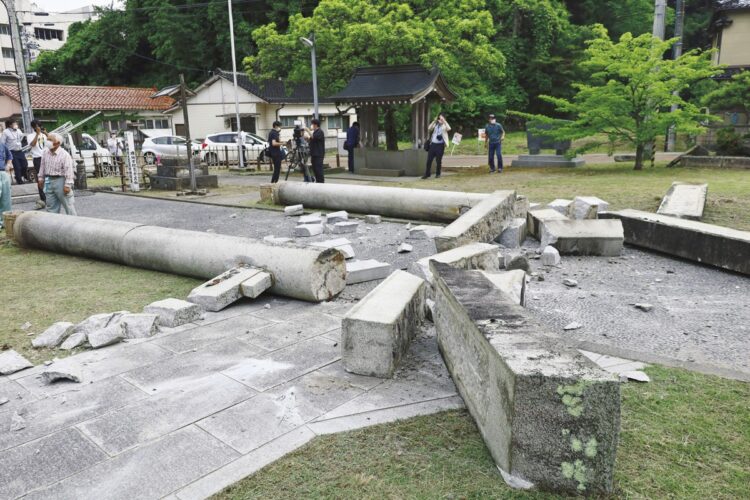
<box><xmin>384</xmin><ymin>106</ymin><xmax>398</xmax><ymax>151</ymax></box>
<box><xmin>634</xmin><ymin>143</ymin><xmax>644</xmax><ymax>171</ymax></box>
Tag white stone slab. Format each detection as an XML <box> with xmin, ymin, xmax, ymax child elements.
<box><xmin>345</xmin><ymin>259</ymin><xmax>392</xmax><ymax>284</ymax></box>
<box><xmin>284</xmin><ymin>204</ymin><xmax>304</xmax><ymax>216</ymax></box>
<box><xmin>527</xmin><ymin>208</ymin><xmax>569</xmax><ymax>240</ymax></box>
<box><xmin>144</xmin><ymin>298</ymin><xmax>202</xmax><ymax>328</ymax></box>
<box><xmin>398</xmin><ymin>243</ymin><xmax>413</xmax><ymax>253</ymax></box>
<box><xmin>88</xmin><ymin>322</ymin><xmax>126</xmax><ymax>348</ymax></box>
<box><xmin>571</xmin><ymin>196</ymin><xmax>610</xmax><ymax>220</ymax></box>
<box><xmin>480</xmin><ymin>270</ymin><xmax>527</xmax><ymax>306</ymax></box>
<box><xmin>657</xmin><ymin>182</ymin><xmax>707</xmax><ymax>220</ymax></box>
<box><xmin>326</xmin><ymin>211</ymin><xmax>349</xmax><ymax>224</ymax></box>
<box><xmin>540</xmin><ymin>219</ymin><xmax>624</xmax><ymax>256</ymax></box>
<box><xmin>332</xmin><ymin>221</ymin><xmax>359</xmax><ymax>234</ymax></box>
<box><xmin>240</xmin><ymin>272</ymin><xmax>273</xmax><ymax>299</ymax></box>
<box><xmin>547</xmin><ymin>198</ymin><xmax>573</xmax><ymax>216</ymax></box>
<box><xmin>294</xmin><ymin>224</ymin><xmax>324</xmax><ymax>237</ymax></box>
<box><xmin>188</xmin><ymin>267</ymin><xmax>264</xmax><ymax>312</ymax></box>
<box><xmin>415</xmin><ymin>242</ymin><xmax>499</xmax><ymax>284</ymax></box>
<box><xmin>121</xmin><ymin>313</ymin><xmax>160</xmax><ymax>339</ymax></box>
<box><xmin>541</xmin><ymin>245</ymin><xmax>561</xmax><ymax>266</ymax></box>
<box><xmin>298</xmin><ymin>212</ymin><xmax>324</xmax><ymax>225</ymax></box>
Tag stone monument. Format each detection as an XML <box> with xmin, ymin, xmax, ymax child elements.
<box><xmin>149</xmin><ymin>158</ymin><xmax>218</xmax><ymax>190</ymax></box>
<box><xmin>512</xmin><ymin>122</ymin><xmax>585</xmax><ymax>168</ymax></box>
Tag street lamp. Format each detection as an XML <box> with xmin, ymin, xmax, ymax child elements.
<box><xmin>300</xmin><ymin>34</ymin><xmax>319</xmax><ymax>120</ymax></box>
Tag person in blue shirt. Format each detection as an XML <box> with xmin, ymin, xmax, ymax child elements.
<box><xmin>485</xmin><ymin>113</ymin><xmax>505</xmax><ymax>173</ymax></box>
<box><xmin>344</xmin><ymin>121</ymin><xmax>360</xmax><ymax>173</ymax></box>
<box><xmin>0</xmin><ymin>143</ymin><xmax>14</xmax><ymax>227</ymax></box>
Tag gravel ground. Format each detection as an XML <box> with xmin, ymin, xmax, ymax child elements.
<box><xmin>13</xmin><ymin>193</ymin><xmax>750</xmax><ymax>377</ymax></box>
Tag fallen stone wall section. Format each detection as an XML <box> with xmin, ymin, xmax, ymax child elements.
<box><xmin>434</xmin><ymin>190</ymin><xmax>516</xmax><ymax>252</ymax></box>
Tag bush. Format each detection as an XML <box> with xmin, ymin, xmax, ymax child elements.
<box><xmin>715</xmin><ymin>127</ymin><xmax>750</xmax><ymax>156</ymax></box>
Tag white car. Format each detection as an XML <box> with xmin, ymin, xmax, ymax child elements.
<box><xmin>142</xmin><ymin>135</ymin><xmax>201</xmax><ymax>164</ymax></box>
<box><xmin>200</xmin><ymin>132</ymin><xmax>267</xmax><ymax>166</ymax></box>
<box><xmin>69</xmin><ymin>133</ymin><xmax>112</xmax><ymax>176</ymax></box>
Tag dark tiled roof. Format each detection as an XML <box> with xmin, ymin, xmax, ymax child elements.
<box><xmin>328</xmin><ymin>64</ymin><xmax>456</xmax><ymax>104</ymax></box>
<box><xmin>0</xmin><ymin>84</ymin><xmax>174</xmax><ymax>111</ymax></box>
<box><xmin>715</xmin><ymin>0</ymin><xmax>750</xmax><ymax>11</ymax></box>
<box><xmin>215</xmin><ymin>69</ymin><xmax>330</xmax><ymax>103</ymax></box>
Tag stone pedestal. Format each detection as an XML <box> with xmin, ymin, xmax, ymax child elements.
<box><xmin>511</xmin><ymin>155</ymin><xmax>585</xmax><ymax>168</ymax></box>
<box><xmin>150</xmin><ymin>164</ymin><xmax>218</xmax><ymax>190</ymax></box>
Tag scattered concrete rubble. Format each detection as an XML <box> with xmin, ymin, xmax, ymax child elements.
<box><xmin>32</xmin><ymin>322</ymin><xmax>75</xmax><ymax>348</ymax></box>
<box><xmin>310</xmin><ymin>238</ymin><xmax>355</xmax><ymax>259</ymax></box>
<box><xmin>498</xmin><ymin>218</ymin><xmax>527</xmax><ymax>248</ymax></box>
<box><xmin>503</xmin><ymin>252</ymin><xmax>531</xmax><ymax>273</ymax></box>
<box><xmin>633</xmin><ymin>303</ymin><xmax>653</xmax><ymax>312</ymax></box>
<box><xmin>547</xmin><ymin>198</ymin><xmax>572</xmax><ymax>216</ymax></box>
<box><xmin>407</xmin><ymin>225</ymin><xmax>443</xmax><ymax>240</ymax></box>
<box><xmin>143</xmin><ymin>298</ymin><xmax>202</xmax><ymax>327</ymax></box>
<box><xmin>364</xmin><ymin>215</ymin><xmax>382</xmax><ymax>224</ymax></box>
<box><xmin>294</xmin><ymin>224</ymin><xmax>324</xmax><ymax>237</ymax></box>
<box><xmin>0</xmin><ymin>349</ymin><xmax>33</xmax><ymax>375</ymax></box>
<box><xmin>331</xmin><ymin>221</ymin><xmax>359</xmax><ymax>234</ymax></box>
<box><xmin>326</xmin><ymin>211</ymin><xmax>349</xmax><ymax>224</ymax></box>
<box><xmin>342</xmin><ymin>270</ymin><xmax>426</xmax><ymax>378</ymax></box>
<box><xmin>540</xmin><ymin>219</ymin><xmax>624</xmax><ymax>256</ymax></box>
<box><xmin>541</xmin><ymin>246</ymin><xmax>561</xmax><ymax>266</ymax></box>
<box><xmin>188</xmin><ymin>267</ymin><xmax>273</xmax><ymax>312</ymax></box>
<box><xmin>603</xmin><ymin>209</ymin><xmax>750</xmax><ymax>275</ymax></box>
<box><xmin>88</xmin><ymin>322</ymin><xmax>126</xmax><ymax>348</ymax></box>
<box><xmin>0</xmin><ymin>397</ymin><xmax>9</xmax><ymax>406</ymax></box>
<box><xmin>563</xmin><ymin>278</ymin><xmax>578</xmax><ymax>287</ymax></box>
<box><xmin>434</xmin><ymin>190</ymin><xmax>515</xmax><ymax>252</ymax></box>
<box><xmin>430</xmin><ymin>262</ymin><xmax>620</xmax><ymax>494</ymax></box>
<box><xmin>564</xmin><ymin>322</ymin><xmax>582</xmax><ymax>331</ymax></box>
<box><xmin>11</xmin><ymin>412</ymin><xmax>26</xmax><ymax>431</ymax></box>
<box><xmin>397</xmin><ymin>243</ymin><xmax>413</xmax><ymax>253</ymax></box>
<box><xmin>284</xmin><ymin>204</ymin><xmax>304</xmax><ymax>216</ymax></box>
<box><xmin>527</xmin><ymin>208</ymin><xmax>569</xmax><ymax>240</ymax></box>
<box><xmin>120</xmin><ymin>314</ymin><xmax>160</xmax><ymax>339</ymax></box>
<box><xmin>345</xmin><ymin>259</ymin><xmax>392</xmax><ymax>284</ymax></box>
<box><xmin>60</xmin><ymin>331</ymin><xmax>87</xmax><ymax>350</ymax></box>
<box><xmin>622</xmin><ymin>371</ymin><xmax>650</xmax><ymax>383</ymax></box>
<box><xmin>298</xmin><ymin>212</ymin><xmax>324</xmax><ymax>225</ymax></box>
<box><xmin>41</xmin><ymin>366</ymin><xmax>83</xmax><ymax>384</ymax></box>
<box><xmin>415</xmin><ymin>243</ymin><xmax>499</xmax><ymax>284</ymax></box>
<box><xmin>656</xmin><ymin>182</ymin><xmax>708</xmax><ymax>220</ymax></box>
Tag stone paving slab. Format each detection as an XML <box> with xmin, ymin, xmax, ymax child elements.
<box><xmin>23</xmin><ymin>426</ymin><xmax>239</xmax><ymax>500</ymax></box>
<box><xmin>153</xmin><ymin>314</ymin><xmax>273</xmax><ymax>354</ymax></box>
<box><xmin>78</xmin><ymin>374</ymin><xmax>255</xmax><ymax>456</ymax></box>
<box><xmin>0</xmin><ymin>428</ymin><xmax>107</xmax><ymax>499</ymax></box>
<box><xmin>0</xmin><ymin>377</ymin><xmax>35</xmax><ymax>417</ymax></box>
<box><xmin>238</xmin><ymin>311</ymin><xmax>341</xmax><ymax>351</ymax></box>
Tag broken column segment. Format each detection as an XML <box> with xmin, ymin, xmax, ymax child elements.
<box><xmin>430</xmin><ymin>262</ymin><xmax>620</xmax><ymax>494</ymax></box>
<box><xmin>13</xmin><ymin>212</ymin><xmax>346</xmax><ymax>302</ymax></box>
<box><xmin>540</xmin><ymin>219</ymin><xmax>624</xmax><ymax>256</ymax></box>
<box><xmin>434</xmin><ymin>190</ymin><xmax>516</xmax><ymax>252</ymax></box>
<box><xmin>415</xmin><ymin>242</ymin><xmax>499</xmax><ymax>284</ymax></box>
<box><xmin>603</xmin><ymin>209</ymin><xmax>750</xmax><ymax>275</ymax></box>
<box><xmin>656</xmin><ymin>182</ymin><xmax>707</xmax><ymax>220</ymax></box>
<box><xmin>342</xmin><ymin>270</ymin><xmax>426</xmax><ymax>378</ymax></box>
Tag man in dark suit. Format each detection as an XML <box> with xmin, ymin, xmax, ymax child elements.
<box><xmin>345</xmin><ymin>121</ymin><xmax>359</xmax><ymax>173</ymax></box>
<box><xmin>309</xmin><ymin>118</ymin><xmax>325</xmax><ymax>183</ymax></box>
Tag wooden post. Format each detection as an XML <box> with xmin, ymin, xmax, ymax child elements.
<box><xmin>179</xmin><ymin>73</ymin><xmax>197</xmax><ymax>192</ymax></box>
<box><xmin>93</xmin><ymin>153</ymin><xmax>100</xmax><ymax>178</ymax></box>
<box><xmin>224</xmin><ymin>146</ymin><xmax>229</xmax><ymax>168</ymax></box>
<box><xmin>119</xmin><ymin>159</ymin><xmax>127</xmax><ymax>192</ymax></box>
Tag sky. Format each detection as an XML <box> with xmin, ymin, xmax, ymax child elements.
<box><xmin>32</xmin><ymin>0</ymin><xmax>122</xmax><ymax>13</ymax></box>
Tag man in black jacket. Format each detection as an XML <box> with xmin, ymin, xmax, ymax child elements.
<box><xmin>309</xmin><ymin>118</ymin><xmax>325</xmax><ymax>183</ymax></box>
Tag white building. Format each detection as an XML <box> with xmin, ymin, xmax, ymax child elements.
<box><xmin>168</xmin><ymin>69</ymin><xmax>356</xmax><ymax>141</ymax></box>
<box><xmin>0</xmin><ymin>1</ymin><xmax>96</xmax><ymax>74</ymax></box>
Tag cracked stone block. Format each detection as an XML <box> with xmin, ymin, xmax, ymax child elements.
<box><xmin>298</xmin><ymin>212</ymin><xmax>324</xmax><ymax>225</ymax></box>
<box><xmin>541</xmin><ymin>246</ymin><xmax>561</xmax><ymax>266</ymax></box>
<box><xmin>0</xmin><ymin>349</ymin><xmax>33</xmax><ymax>375</ymax></box>
<box><xmin>240</xmin><ymin>271</ymin><xmax>273</xmax><ymax>299</ymax></box>
<box><xmin>88</xmin><ymin>322</ymin><xmax>126</xmax><ymax>348</ymax></box>
<box><xmin>398</xmin><ymin>243</ymin><xmax>413</xmax><ymax>253</ymax></box>
<box><xmin>571</xmin><ymin>196</ymin><xmax>610</xmax><ymax>220</ymax></box>
<box><xmin>513</xmin><ymin>195</ymin><xmax>530</xmax><ymax>219</ymax></box>
<box><xmin>540</xmin><ymin>219</ymin><xmax>624</xmax><ymax>256</ymax></box>
<box><xmin>407</xmin><ymin>225</ymin><xmax>444</xmax><ymax>240</ymax></box>
<box><xmin>294</xmin><ymin>224</ymin><xmax>324</xmax><ymax>237</ymax></box>
<box><xmin>547</xmin><ymin>199</ymin><xmax>573</xmax><ymax>216</ymax></box>
<box><xmin>32</xmin><ymin>322</ymin><xmax>75</xmax><ymax>348</ymax></box>
<box><xmin>415</xmin><ymin>242</ymin><xmax>499</xmax><ymax>284</ymax></box>
<box><xmin>527</xmin><ymin>208</ymin><xmax>570</xmax><ymax>240</ymax></box>
<box><xmin>326</xmin><ymin>211</ymin><xmax>349</xmax><ymax>224</ymax></box>
<box><xmin>364</xmin><ymin>215</ymin><xmax>382</xmax><ymax>224</ymax></box>
<box><xmin>503</xmin><ymin>252</ymin><xmax>531</xmax><ymax>273</ymax></box>
<box><xmin>497</xmin><ymin>218</ymin><xmax>527</xmax><ymax>248</ymax></box>
<box><xmin>188</xmin><ymin>267</ymin><xmax>264</xmax><ymax>312</ymax></box>
<box><xmin>41</xmin><ymin>366</ymin><xmax>83</xmax><ymax>384</ymax></box>
<box><xmin>284</xmin><ymin>204</ymin><xmax>304</xmax><ymax>216</ymax></box>
<box><xmin>346</xmin><ymin>259</ymin><xmax>392</xmax><ymax>284</ymax></box>
<box><xmin>480</xmin><ymin>269</ymin><xmax>527</xmax><ymax>305</ymax></box>
<box><xmin>143</xmin><ymin>298</ymin><xmax>202</xmax><ymax>328</ymax></box>
<box><xmin>332</xmin><ymin>221</ymin><xmax>359</xmax><ymax>234</ymax></box>
<box><xmin>342</xmin><ymin>270</ymin><xmax>426</xmax><ymax>378</ymax></box>
<box><xmin>435</xmin><ymin>190</ymin><xmax>516</xmax><ymax>252</ymax></box>
<box><xmin>60</xmin><ymin>331</ymin><xmax>88</xmax><ymax>350</ymax></box>
<box><xmin>121</xmin><ymin>313</ymin><xmax>160</xmax><ymax>339</ymax></box>
<box><xmin>72</xmin><ymin>311</ymin><xmax>129</xmax><ymax>338</ymax></box>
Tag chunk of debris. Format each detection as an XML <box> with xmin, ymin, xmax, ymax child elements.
<box><xmin>60</xmin><ymin>331</ymin><xmax>87</xmax><ymax>350</ymax></box>
<box><xmin>188</xmin><ymin>266</ymin><xmax>266</xmax><ymax>312</ymax></box>
<box><xmin>0</xmin><ymin>397</ymin><xmax>9</xmax><ymax>406</ymax></box>
<box><xmin>121</xmin><ymin>313</ymin><xmax>160</xmax><ymax>339</ymax></box>
<box><xmin>503</xmin><ymin>252</ymin><xmax>531</xmax><ymax>273</ymax></box>
<box><xmin>72</xmin><ymin>312</ymin><xmax>129</xmax><ymax>338</ymax></box>
<box><xmin>364</xmin><ymin>215</ymin><xmax>382</xmax><ymax>224</ymax></box>
<box><xmin>263</xmin><ymin>235</ymin><xmax>293</xmax><ymax>245</ymax></box>
<box><xmin>0</xmin><ymin>349</ymin><xmax>33</xmax><ymax>375</ymax></box>
<box><xmin>88</xmin><ymin>322</ymin><xmax>126</xmax><ymax>348</ymax></box>
<box><xmin>541</xmin><ymin>246</ymin><xmax>561</xmax><ymax>266</ymax></box>
<box><xmin>326</xmin><ymin>211</ymin><xmax>349</xmax><ymax>224</ymax></box>
<box><xmin>298</xmin><ymin>212</ymin><xmax>324</xmax><ymax>225</ymax></box>
<box><xmin>621</xmin><ymin>371</ymin><xmax>650</xmax><ymax>383</ymax></box>
<box><xmin>284</xmin><ymin>204</ymin><xmax>304</xmax><ymax>216</ymax></box>
<box><xmin>143</xmin><ymin>298</ymin><xmax>202</xmax><ymax>328</ymax></box>
<box><xmin>563</xmin><ymin>278</ymin><xmax>578</xmax><ymax>288</ymax></box>
<box><xmin>407</xmin><ymin>225</ymin><xmax>443</xmax><ymax>240</ymax></box>
<box><xmin>633</xmin><ymin>303</ymin><xmax>653</xmax><ymax>312</ymax></box>
<box><xmin>547</xmin><ymin>199</ymin><xmax>573</xmax><ymax>216</ymax></box>
<box><xmin>563</xmin><ymin>322</ymin><xmax>582</xmax><ymax>331</ymax></box>
<box><xmin>240</xmin><ymin>271</ymin><xmax>274</xmax><ymax>299</ymax></box>
<box><xmin>480</xmin><ymin>269</ymin><xmax>527</xmax><ymax>305</ymax></box>
<box><xmin>346</xmin><ymin>259</ymin><xmax>392</xmax><ymax>284</ymax></box>
<box><xmin>11</xmin><ymin>412</ymin><xmax>26</xmax><ymax>431</ymax></box>
<box><xmin>398</xmin><ymin>243</ymin><xmax>413</xmax><ymax>253</ymax></box>
<box><xmin>332</xmin><ymin>221</ymin><xmax>359</xmax><ymax>234</ymax></box>
<box><xmin>571</xmin><ymin>196</ymin><xmax>610</xmax><ymax>220</ymax></box>
<box><xmin>32</xmin><ymin>321</ymin><xmax>75</xmax><ymax>348</ymax></box>
<box><xmin>540</xmin><ymin>219</ymin><xmax>624</xmax><ymax>256</ymax></box>
<box><xmin>229</xmin><ymin>213</ymin><xmax>238</xmax><ymax>219</ymax></box>
<box><xmin>41</xmin><ymin>366</ymin><xmax>83</xmax><ymax>384</ymax></box>
<box><xmin>294</xmin><ymin>224</ymin><xmax>324</xmax><ymax>237</ymax></box>
<box><xmin>497</xmin><ymin>218</ymin><xmax>527</xmax><ymax>249</ymax></box>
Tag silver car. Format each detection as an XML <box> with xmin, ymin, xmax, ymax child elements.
<box><xmin>200</xmin><ymin>132</ymin><xmax>267</xmax><ymax>166</ymax></box>
<box><xmin>142</xmin><ymin>136</ymin><xmax>201</xmax><ymax>164</ymax></box>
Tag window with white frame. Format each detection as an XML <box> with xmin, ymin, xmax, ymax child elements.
<box><xmin>326</xmin><ymin>115</ymin><xmax>344</xmax><ymax>130</ymax></box>
<box><xmin>2</xmin><ymin>47</ymin><xmax>13</xmax><ymax>59</ymax></box>
<box><xmin>139</xmin><ymin>118</ymin><xmax>170</xmax><ymax>129</ymax></box>
<box><xmin>34</xmin><ymin>28</ymin><xmax>64</xmax><ymax>41</ymax></box>
<box><xmin>280</xmin><ymin>116</ymin><xmax>297</xmax><ymax>128</ymax></box>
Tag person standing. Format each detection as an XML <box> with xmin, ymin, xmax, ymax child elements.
<box><xmin>107</xmin><ymin>132</ymin><xmax>123</xmax><ymax>167</ymax></box>
<box><xmin>27</xmin><ymin>120</ymin><xmax>47</xmax><ymax>208</ymax></box>
<box><xmin>37</xmin><ymin>133</ymin><xmax>77</xmax><ymax>215</ymax></box>
<box><xmin>3</xmin><ymin>120</ymin><xmax>28</xmax><ymax>184</ymax></box>
<box><xmin>309</xmin><ymin>118</ymin><xmax>325</xmax><ymax>183</ymax></box>
<box><xmin>422</xmin><ymin>113</ymin><xmax>451</xmax><ymax>179</ymax></box>
<box><xmin>485</xmin><ymin>113</ymin><xmax>506</xmax><ymax>173</ymax></box>
<box><xmin>0</xmin><ymin>143</ymin><xmax>14</xmax><ymax>226</ymax></box>
<box><xmin>267</xmin><ymin>121</ymin><xmax>284</xmax><ymax>183</ymax></box>
<box><xmin>345</xmin><ymin>121</ymin><xmax>360</xmax><ymax>173</ymax></box>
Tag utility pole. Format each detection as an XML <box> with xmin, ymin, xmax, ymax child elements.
<box><xmin>300</xmin><ymin>34</ymin><xmax>319</xmax><ymax>120</ymax></box>
<box><xmin>652</xmin><ymin>0</ymin><xmax>667</xmax><ymax>39</ymax></box>
<box><xmin>666</xmin><ymin>0</ymin><xmax>686</xmax><ymax>152</ymax></box>
<box><xmin>2</xmin><ymin>0</ymin><xmax>34</xmax><ymax>132</ymax></box>
<box><xmin>180</xmin><ymin>73</ymin><xmax>197</xmax><ymax>193</ymax></box>
<box><xmin>227</xmin><ymin>0</ymin><xmax>245</xmax><ymax>169</ymax></box>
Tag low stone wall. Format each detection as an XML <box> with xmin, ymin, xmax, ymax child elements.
<box><xmin>679</xmin><ymin>156</ymin><xmax>750</xmax><ymax>169</ymax></box>
<box><xmin>431</xmin><ymin>262</ymin><xmax>620</xmax><ymax>494</ymax></box>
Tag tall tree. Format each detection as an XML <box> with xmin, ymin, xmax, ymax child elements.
<box><xmin>517</xmin><ymin>26</ymin><xmax>721</xmax><ymax>170</ymax></box>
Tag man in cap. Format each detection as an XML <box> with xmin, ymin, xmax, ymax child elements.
<box><xmin>484</xmin><ymin>113</ymin><xmax>505</xmax><ymax>174</ymax></box>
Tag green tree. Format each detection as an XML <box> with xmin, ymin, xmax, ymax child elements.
<box><xmin>516</xmin><ymin>26</ymin><xmax>721</xmax><ymax>170</ymax></box>
<box><xmin>246</xmin><ymin>0</ymin><xmax>506</xmax><ymax>147</ymax></box>
<box><xmin>702</xmin><ymin>71</ymin><xmax>750</xmax><ymax>123</ymax></box>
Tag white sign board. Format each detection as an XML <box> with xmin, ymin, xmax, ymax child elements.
<box><xmin>451</xmin><ymin>133</ymin><xmax>463</xmax><ymax>145</ymax></box>
<box><xmin>124</xmin><ymin>131</ymin><xmax>140</xmax><ymax>192</ymax></box>
<box><xmin>478</xmin><ymin>128</ymin><xmax>486</xmax><ymax>142</ymax></box>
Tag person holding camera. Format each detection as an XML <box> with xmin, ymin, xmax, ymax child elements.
<box><xmin>309</xmin><ymin>118</ymin><xmax>325</xmax><ymax>183</ymax></box>
<box><xmin>27</xmin><ymin>120</ymin><xmax>48</xmax><ymax>208</ymax></box>
<box><xmin>421</xmin><ymin>113</ymin><xmax>451</xmax><ymax>179</ymax></box>
<box><xmin>268</xmin><ymin>121</ymin><xmax>284</xmax><ymax>183</ymax></box>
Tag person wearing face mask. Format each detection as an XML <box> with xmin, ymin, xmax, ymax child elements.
<box><xmin>2</xmin><ymin>120</ymin><xmax>28</xmax><ymax>184</ymax></box>
<box><xmin>422</xmin><ymin>113</ymin><xmax>451</xmax><ymax>179</ymax></box>
<box><xmin>37</xmin><ymin>132</ymin><xmax>77</xmax><ymax>215</ymax></box>
<box><xmin>268</xmin><ymin>121</ymin><xmax>284</xmax><ymax>183</ymax></box>
<box><xmin>0</xmin><ymin>142</ymin><xmax>14</xmax><ymax>226</ymax></box>
<box><xmin>484</xmin><ymin>113</ymin><xmax>506</xmax><ymax>173</ymax></box>
<box><xmin>27</xmin><ymin>120</ymin><xmax>47</xmax><ymax>209</ymax></box>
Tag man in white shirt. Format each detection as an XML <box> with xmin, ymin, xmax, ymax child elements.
<box><xmin>107</xmin><ymin>132</ymin><xmax>123</xmax><ymax>163</ymax></box>
<box><xmin>2</xmin><ymin>119</ymin><xmax>28</xmax><ymax>184</ymax></box>
<box><xmin>37</xmin><ymin>132</ymin><xmax>77</xmax><ymax>216</ymax></box>
<box><xmin>27</xmin><ymin>120</ymin><xmax>48</xmax><ymax>209</ymax></box>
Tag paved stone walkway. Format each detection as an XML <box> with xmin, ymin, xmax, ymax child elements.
<box><xmin>0</xmin><ymin>299</ymin><xmax>461</xmax><ymax>499</ymax></box>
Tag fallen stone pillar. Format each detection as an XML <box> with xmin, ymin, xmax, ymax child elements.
<box><xmin>540</xmin><ymin>219</ymin><xmax>624</xmax><ymax>256</ymax></box>
<box><xmin>603</xmin><ymin>209</ymin><xmax>750</xmax><ymax>275</ymax></box>
<box><xmin>527</xmin><ymin>208</ymin><xmax>569</xmax><ymax>240</ymax></box>
<box><xmin>342</xmin><ymin>270</ymin><xmax>426</xmax><ymax>377</ymax></box>
<box><xmin>13</xmin><ymin>212</ymin><xmax>346</xmax><ymax>302</ymax></box>
<box><xmin>262</xmin><ymin>183</ymin><xmax>489</xmax><ymax>223</ymax></box>
<box><xmin>656</xmin><ymin>182</ymin><xmax>707</xmax><ymax>220</ymax></box>
<box><xmin>415</xmin><ymin>242</ymin><xmax>499</xmax><ymax>284</ymax></box>
<box><xmin>434</xmin><ymin>190</ymin><xmax>516</xmax><ymax>252</ymax></box>
<box><xmin>430</xmin><ymin>262</ymin><xmax>620</xmax><ymax>494</ymax></box>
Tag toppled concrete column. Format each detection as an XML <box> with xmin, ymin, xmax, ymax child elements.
<box><xmin>269</xmin><ymin>183</ymin><xmax>489</xmax><ymax>223</ymax></box>
<box><xmin>430</xmin><ymin>262</ymin><xmax>620</xmax><ymax>494</ymax></box>
<box><xmin>342</xmin><ymin>270</ymin><xmax>426</xmax><ymax>377</ymax></box>
<box><xmin>527</xmin><ymin>208</ymin><xmax>569</xmax><ymax>240</ymax></box>
<box><xmin>434</xmin><ymin>190</ymin><xmax>516</xmax><ymax>252</ymax></box>
<box><xmin>603</xmin><ymin>209</ymin><xmax>750</xmax><ymax>275</ymax></box>
<box><xmin>13</xmin><ymin>212</ymin><xmax>346</xmax><ymax>302</ymax></box>
<box><xmin>540</xmin><ymin>220</ymin><xmax>624</xmax><ymax>256</ymax></box>
<box><xmin>656</xmin><ymin>182</ymin><xmax>708</xmax><ymax>220</ymax></box>
<box><xmin>415</xmin><ymin>243</ymin><xmax>499</xmax><ymax>284</ymax></box>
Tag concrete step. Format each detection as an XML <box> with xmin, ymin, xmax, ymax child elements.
<box><xmin>357</xmin><ymin>168</ymin><xmax>405</xmax><ymax>177</ymax></box>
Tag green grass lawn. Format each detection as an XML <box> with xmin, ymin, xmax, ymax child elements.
<box><xmin>0</xmin><ymin>239</ymin><xmax>200</xmax><ymax>364</ymax></box>
<box><xmin>215</xmin><ymin>366</ymin><xmax>750</xmax><ymax>499</ymax></box>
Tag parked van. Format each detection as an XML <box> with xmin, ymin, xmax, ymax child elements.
<box><xmin>64</xmin><ymin>133</ymin><xmax>113</xmax><ymax>176</ymax></box>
